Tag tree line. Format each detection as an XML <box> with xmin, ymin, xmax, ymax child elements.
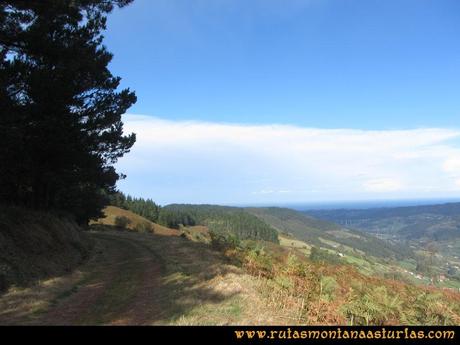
<box><xmin>107</xmin><ymin>194</ymin><xmax>279</xmax><ymax>243</ymax></box>
<box><xmin>109</xmin><ymin>192</ymin><xmax>160</xmax><ymax>223</ymax></box>
<box><xmin>158</xmin><ymin>204</ymin><xmax>279</xmax><ymax>243</ymax></box>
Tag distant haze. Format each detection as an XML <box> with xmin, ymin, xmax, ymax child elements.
<box><xmin>116</xmin><ymin>115</ymin><xmax>460</xmax><ymax>205</ymax></box>
<box><xmin>236</xmin><ymin>198</ymin><xmax>460</xmax><ymax>211</ymax></box>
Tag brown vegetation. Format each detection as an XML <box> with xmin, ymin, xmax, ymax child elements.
<box><xmin>0</xmin><ymin>206</ymin><xmax>93</xmax><ymax>292</ymax></box>
<box><xmin>91</xmin><ymin>206</ymin><xmax>179</xmax><ymax>236</ymax></box>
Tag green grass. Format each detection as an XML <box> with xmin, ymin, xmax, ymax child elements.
<box><xmin>279</xmin><ymin>234</ymin><xmax>311</xmax><ymax>255</ymax></box>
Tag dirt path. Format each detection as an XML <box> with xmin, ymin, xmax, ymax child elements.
<box><xmin>41</xmin><ymin>233</ymin><xmax>163</xmax><ymax>325</ymax></box>
<box><xmin>0</xmin><ymin>232</ymin><xmax>163</xmax><ymax>325</ymax></box>
<box><xmin>0</xmin><ymin>230</ymin><xmax>273</xmax><ymax>325</ymax></box>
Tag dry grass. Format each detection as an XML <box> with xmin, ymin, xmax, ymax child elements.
<box><xmin>3</xmin><ymin>206</ymin><xmax>459</xmax><ymax>326</ymax></box>
<box><xmin>92</xmin><ymin>206</ymin><xmax>179</xmax><ymax>236</ymax></box>
<box><xmin>0</xmin><ymin>227</ymin><xmax>288</xmax><ymax>325</ymax></box>
<box><xmin>0</xmin><ymin>206</ymin><xmax>93</xmax><ymax>292</ymax></box>
<box><xmin>0</xmin><ymin>271</ymin><xmax>85</xmax><ymax>324</ymax></box>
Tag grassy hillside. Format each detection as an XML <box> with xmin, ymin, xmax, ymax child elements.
<box><xmin>0</xmin><ymin>206</ymin><xmax>93</xmax><ymax>292</ymax></box>
<box><xmin>247</xmin><ymin>207</ymin><xmax>411</xmax><ymax>260</ymax></box>
<box><xmin>92</xmin><ymin>206</ymin><xmax>179</xmax><ymax>236</ymax></box>
<box><xmin>235</xmin><ymin>239</ymin><xmax>460</xmax><ymax>325</ymax></box>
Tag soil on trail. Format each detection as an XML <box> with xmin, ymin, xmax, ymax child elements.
<box><xmin>39</xmin><ymin>233</ymin><xmax>163</xmax><ymax>325</ymax></box>
<box><xmin>0</xmin><ymin>229</ymin><xmax>276</xmax><ymax>325</ymax></box>
<box><xmin>0</xmin><ymin>232</ymin><xmax>163</xmax><ymax>325</ymax></box>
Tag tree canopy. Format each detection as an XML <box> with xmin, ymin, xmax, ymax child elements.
<box><xmin>109</xmin><ymin>192</ymin><xmax>161</xmax><ymax>223</ymax></box>
<box><xmin>0</xmin><ymin>0</ymin><xmax>136</xmax><ymax>224</ymax></box>
<box><xmin>159</xmin><ymin>204</ymin><xmax>280</xmax><ymax>243</ymax></box>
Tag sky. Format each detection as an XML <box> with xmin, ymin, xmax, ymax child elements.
<box><xmin>103</xmin><ymin>0</ymin><xmax>460</xmax><ymax>205</ymax></box>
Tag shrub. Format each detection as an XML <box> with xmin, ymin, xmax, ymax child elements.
<box><xmin>284</xmin><ymin>253</ymin><xmax>308</xmax><ymax>277</ymax></box>
<box><xmin>310</xmin><ymin>246</ymin><xmax>342</xmax><ymax>265</ymax></box>
<box><xmin>209</xmin><ymin>231</ymin><xmax>240</xmax><ymax>251</ymax></box>
<box><xmin>243</xmin><ymin>246</ymin><xmax>274</xmax><ymax>278</ymax></box>
<box><xmin>134</xmin><ymin>221</ymin><xmax>153</xmax><ymax>233</ymax></box>
<box><xmin>320</xmin><ymin>276</ymin><xmax>339</xmax><ymax>302</ymax></box>
<box><xmin>114</xmin><ymin>216</ymin><xmax>131</xmax><ymax>229</ymax></box>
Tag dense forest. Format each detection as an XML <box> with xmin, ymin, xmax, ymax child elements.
<box><xmin>0</xmin><ymin>0</ymin><xmax>136</xmax><ymax>224</ymax></box>
<box><xmin>109</xmin><ymin>192</ymin><xmax>160</xmax><ymax>223</ymax></box>
<box><xmin>159</xmin><ymin>204</ymin><xmax>279</xmax><ymax>243</ymax></box>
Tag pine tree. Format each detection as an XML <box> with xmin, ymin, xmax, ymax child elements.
<box><xmin>0</xmin><ymin>0</ymin><xmax>136</xmax><ymax>224</ymax></box>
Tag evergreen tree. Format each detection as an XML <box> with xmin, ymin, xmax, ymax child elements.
<box><xmin>0</xmin><ymin>0</ymin><xmax>136</xmax><ymax>224</ymax></box>
<box><xmin>108</xmin><ymin>192</ymin><xmax>161</xmax><ymax>223</ymax></box>
<box><xmin>158</xmin><ymin>204</ymin><xmax>279</xmax><ymax>243</ymax></box>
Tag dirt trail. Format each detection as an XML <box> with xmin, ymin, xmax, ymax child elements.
<box><xmin>0</xmin><ymin>230</ymin><xmax>272</xmax><ymax>325</ymax></box>
<box><xmin>0</xmin><ymin>232</ymin><xmax>163</xmax><ymax>325</ymax></box>
<box><xmin>41</xmin><ymin>233</ymin><xmax>162</xmax><ymax>325</ymax></box>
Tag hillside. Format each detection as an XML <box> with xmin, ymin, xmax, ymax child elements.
<box><xmin>246</xmin><ymin>207</ymin><xmax>411</xmax><ymax>260</ymax></box>
<box><xmin>92</xmin><ymin>206</ymin><xmax>178</xmax><ymax>237</ymax></box>
<box><xmin>304</xmin><ymin>203</ymin><xmax>460</xmax><ymax>260</ymax></box>
<box><xmin>0</xmin><ymin>206</ymin><xmax>93</xmax><ymax>292</ymax></box>
<box><xmin>1</xmin><ymin>205</ymin><xmax>459</xmax><ymax>325</ymax></box>
<box><xmin>304</xmin><ymin>203</ymin><xmax>460</xmax><ymax>287</ymax></box>
<box><xmin>159</xmin><ymin>204</ymin><xmax>279</xmax><ymax>243</ymax></box>
<box><xmin>304</xmin><ymin>202</ymin><xmax>460</xmax><ymax>242</ymax></box>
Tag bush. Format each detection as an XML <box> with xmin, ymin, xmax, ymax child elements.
<box><xmin>209</xmin><ymin>231</ymin><xmax>240</xmax><ymax>251</ymax></box>
<box><xmin>320</xmin><ymin>276</ymin><xmax>339</xmax><ymax>302</ymax></box>
<box><xmin>310</xmin><ymin>246</ymin><xmax>342</xmax><ymax>265</ymax></box>
<box><xmin>134</xmin><ymin>221</ymin><xmax>153</xmax><ymax>233</ymax></box>
<box><xmin>114</xmin><ymin>216</ymin><xmax>131</xmax><ymax>229</ymax></box>
<box><xmin>284</xmin><ymin>253</ymin><xmax>308</xmax><ymax>277</ymax></box>
<box><xmin>243</xmin><ymin>246</ymin><xmax>274</xmax><ymax>278</ymax></box>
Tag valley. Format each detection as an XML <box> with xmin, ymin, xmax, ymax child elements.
<box><xmin>305</xmin><ymin>203</ymin><xmax>460</xmax><ymax>290</ymax></box>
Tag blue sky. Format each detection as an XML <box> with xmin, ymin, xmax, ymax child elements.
<box><xmin>104</xmin><ymin>0</ymin><xmax>460</xmax><ymax>205</ymax></box>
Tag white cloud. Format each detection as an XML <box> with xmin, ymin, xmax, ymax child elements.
<box><xmin>443</xmin><ymin>157</ymin><xmax>460</xmax><ymax>175</ymax></box>
<box><xmin>117</xmin><ymin>114</ymin><xmax>460</xmax><ymax>204</ymax></box>
<box><xmin>363</xmin><ymin>178</ymin><xmax>403</xmax><ymax>193</ymax></box>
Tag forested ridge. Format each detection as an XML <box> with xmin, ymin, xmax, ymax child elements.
<box><xmin>159</xmin><ymin>204</ymin><xmax>279</xmax><ymax>243</ymax></box>
<box><xmin>105</xmin><ymin>194</ymin><xmax>279</xmax><ymax>243</ymax></box>
<box><xmin>109</xmin><ymin>192</ymin><xmax>160</xmax><ymax>223</ymax></box>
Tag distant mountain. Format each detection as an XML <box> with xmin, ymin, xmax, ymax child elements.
<box><xmin>304</xmin><ymin>202</ymin><xmax>460</xmax><ymax>243</ymax></box>
<box><xmin>246</xmin><ymin>207</ymin><xmax>411</xmax><ymax>260</ymax></box>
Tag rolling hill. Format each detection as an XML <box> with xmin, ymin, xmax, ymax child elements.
<box><xmin>304</xmin><ymin>202</ymin><xmax>460</xmax><ymax>242</ymax></box>
<box><xmin>159</xmin><ymin>204</ymin><xmax>279</xmax><ymax>243</ymax></box>
<box><xmin>303</xmin><ymin>203</ymin><xmax>460</xmax><ymax>284</ymax></box>
<box><xmin>303</xmin><ymin>202</ymin><xmax>460</xmax><ymax>261</ymax></box>
<box><xmin>92</xmin><ymin>206</ymin><xmax>178</xmax><ymax>237</ymax></box>
<box><xmin>246</xmin><ymin>207</ymin><xmax>412</xmax><ymax>260</ymax></box>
